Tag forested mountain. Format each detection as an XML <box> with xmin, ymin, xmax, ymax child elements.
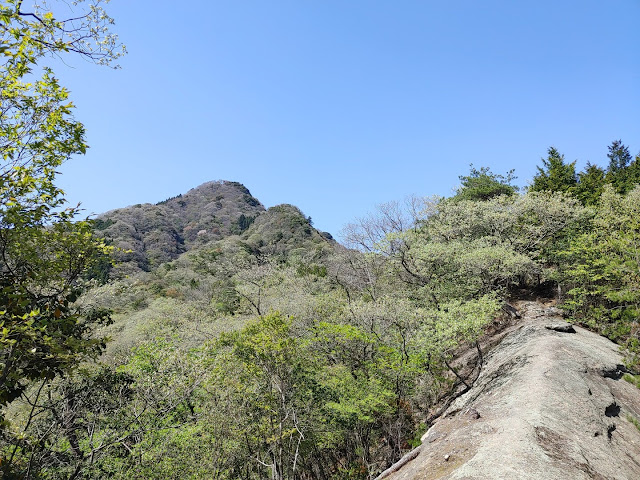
<box><xmin>2</xmin><ymin>2</ymin><xmax>639</xmax><ymax>478</ymax></box>
<box><xmin>93</xmin><ymin>180</ymin><xmax>336</xmax><ymax>278</ymax></box>
<box><xmin>94</xmin><ymin>181</ymin><xmax>266</xmax><ymax>274</ymax></box>
<box><xmin>4</xmin><ymin>144</ymin><xmax>640</xmax><ymax>478</ymax></box>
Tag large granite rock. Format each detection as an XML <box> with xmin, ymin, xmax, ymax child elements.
<box><xmin>382</xmin><ymin>301</ymin><xmax>640</xmax><ymax>480</ymax></box>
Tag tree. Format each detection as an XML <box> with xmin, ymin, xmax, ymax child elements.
<box><xmin>574</xmin><ymin>162</ymin><xmax>606</xmax><ymax>206</ymax></box>
<box><xmin>529</xmin><ymin>147</ymin><xmax>577</xmax><ymax>194</ymax></box>
<box><xmin>622</xmin><ymin>154</ymin><xmax>640</xmax><ymax>193</ymax></box>
<box><xmin>453</xmin><ymin>165</ymin><xmax>517</xmax><ymax>202</ymax></box>
<box><xmin>397</xmin><ymin>192</ymin><xmax>584</xmax><ymax>300</ymax></box>
<box><xmin>0</xmin><ymin>1</ymin><xmax>123</xmax><ymax>469</ymax></box>
<box><xmin>211</xmin><ymin>312</ymin><xmax>319</xmax><ymax>480</ymax></box>
<box><xmin>0</xmin><ymin>366</ymin><xmax>136</xmax><ymax>478</ymax></box>
<box><xmin>606</xmin><ymin>140</ymin><xmax>632</xmax><ymax>174</ymax></box>
<box><xmin>0</xmin><ymin>0</ymin><xmax>124</xmax><ymax>68</ymax></box>
<box><xmin>558</xmin><ymin>186</ymin><xmax>640</xmax><ymax>368</ymax></box>
<box><xmin>605</xmin><ymin>140</ymin><xmax>640</xmax><ymax>195</ymax></box>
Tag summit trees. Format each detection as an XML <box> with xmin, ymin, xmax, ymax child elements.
<box><xmin>453</xmin><ymin>166</ymin><xmax>517</xmax><ymax>202</ymax></box>
<box><xmin>605</xmin><ymin>140</ymin><xmax>640</xmax><ymax>195</ymax></box>
<box><xmin>531</xmin><ymin>142</ymin><xmax>640</xmax><ymax>204</ymax></box>
<box><xmin>529</xmin><ymin>147</ymin><xmax>577</xmax><ymax>194</ymax></box>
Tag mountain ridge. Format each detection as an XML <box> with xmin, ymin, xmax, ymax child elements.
<box><xmin>93</xmin><ymin>180</ymin><xmax>333</xmax><ymax>276</ymax></box>
<box><xmin>381</xmin><ymin>301</ymin><xmax>640</xmax><ymax>480</ymax></box>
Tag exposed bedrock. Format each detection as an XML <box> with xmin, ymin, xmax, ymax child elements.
<box><xmin>382</xmin><ymin>301</ymin><xmax>640</xmax><ymax>480</ymax></box>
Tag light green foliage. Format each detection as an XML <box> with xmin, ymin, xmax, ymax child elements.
<box><xmin>207</xmin><ymin>308</ymin><xmax>423</xmax><ymax>478</ymax></box>
<box><xmin>0</xmin><ymin>366</ymin><xmax>135</xmax><ymax>478</ymax></box>
<box><xmin>626</xmin><ymin>414</ymin><xmax>640</xmax><ymax>433</ymax></box>
<box><xmin>0</xmin><ymin>214</ymin><xmax>112</xmax><ymax>404</ymax></box>
<box><xmin>79</xmin><ymin>288</ymin><xmax>493</xmax><ymax>479</ymax></box>
<box><xmin>623</xmin><ymin>373</ymin><xmax>640</xmax><ymax>389</ymax></box>
<box><xmin>3</xmin><ymin>339</ymin><xmax>214</xmax><ymax>479</ymax></box>
<box><xmin>416</xmin><ymin>295</ymin><xmax>500</xmax><ymax>357</ymax></box>
<box><xmin>427</xmin><ymin>192</ymin><xmax>584</xmax><ymax>257</ymax></box>
<box><xmin>558</xmin><ymin>186</ymin><xmax>640</xmax><ymax>367</ymax></box>
<box><xmin>453</xmin><ymin>165</ymin><xmax>517</xmax><ymax>202</ymax></box>
<box><xmin>1</xmin><ymin>0</ymin><xmax>121</xmax><ymax>410</ymax></box>
<box><xmin>209</xmin><ymin>313</ymin><xmax>319</xmax><ymax>479</ymax></box>
<box><xmin>403</xmin><ymin>237</ymin><xmax>535</xmax><ymax>301</ymax></box>
<box><xmin>0</xmin><ymin>0</ymin><xmax>124</xmax><ymax>69</ymax></box>
<box><xmin>0</xmin><ymin>2</ymin><xmax>123</xmax><ymax>476</ymax></box>
<box><xmin>398</xmin><ymin>192</ymin><xmax>585</xmax><ymax>302</ymax></box>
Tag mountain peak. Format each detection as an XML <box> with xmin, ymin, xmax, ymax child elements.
<box><xmin>94</xmin><ymin>180</ymin><xmax>332</xmax><ymax>276</ymax></box>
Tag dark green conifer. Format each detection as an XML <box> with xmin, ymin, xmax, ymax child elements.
<box><xmin>529</xmin><ymin>147</ymin><xmax>577</xmax><ymax>194</ymax></box>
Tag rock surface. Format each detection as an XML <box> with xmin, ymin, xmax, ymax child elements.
<box><xmin>382</xmin><ymin>301</ymin><xmax>640</xmax><ymax>480</ymax></box>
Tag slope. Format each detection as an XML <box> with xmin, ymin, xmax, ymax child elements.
<box><xmin>382</xmin><ymin>301</ymin><xmax>640</xmax><ymax>480</ymax></box>
<box><xmin>94</xmin><ymin>180</ymin><xmax>266</xmax><ymax>274</ymax></box>
<box><xmin>86</xmin><ymin>181</ymin><xmax>338</xmax><ymax>355</ymax></box>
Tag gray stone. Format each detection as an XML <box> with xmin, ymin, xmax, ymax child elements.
<box><xmin>382</xmin><ymin>300</ymin><xmax>640</xmax><ymax>480</ymax></box>
<box><xmin>545</xmin><ymin>322</ymin><xmax>576</xmax><ymax>333</ymax></box>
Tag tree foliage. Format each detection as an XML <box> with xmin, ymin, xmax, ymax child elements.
<box><xmin>453</xmin><ymin>165</ymin><xmax>517</xmax><ymax>202</ymax></box>
<box><xmin>558</xmin><ymin>186</ymin><xmax>640</xmax><ymax>366</ymax></box>
<box><xmin>605</xmin><ymin>140</ymin><xmax>640</xmax><ymax>195</ymax></box>
<box><xmin>0</xmin><ymin>2</ymin><xmax>123</xmax><ymax>475</ymax></box>
<box><xmin>529</xmin><ymin>147</ymin><xmax>577</xmax><ymax>194</ymax></box>
<box><xmin>535</xmin><ymin>141</ymin><xmax>640</xmax><ymax>205</ymax></box>
<box><xmin>574</xmin><ymin>163</ymin><xmax>606</xmax><ymax>206</ymax></box>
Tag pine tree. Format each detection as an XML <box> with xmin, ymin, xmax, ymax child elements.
<box><xmin>529</xmin><ymin>147</ymin><xmax>577</xmax><ymax>193</ymax></box>
<box><xmin>574</xmin><ymin>163</ymin><xmax>606</xmax><ymax>206</ymax></box>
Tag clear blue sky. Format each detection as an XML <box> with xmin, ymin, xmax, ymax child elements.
<box><xmin>57</xmin><ymin>0</ymin><xmax>640</xmax><ymax>238</ymax></box>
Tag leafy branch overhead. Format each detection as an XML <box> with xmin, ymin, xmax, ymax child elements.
<box><xmin>0</xmin><ymin>2</ymin><xmax>123</xmax><ymax>476</ymax></box>
<box><xmin>0</xmin><ymin>0</ymin><xmax>125</xmax><ymax>67</ymax></box>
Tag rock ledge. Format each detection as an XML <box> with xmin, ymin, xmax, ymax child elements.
<box><xmin>383</xmin><ymin>301</ymin><xmax>640</xmax><ymax>480</ymax></box>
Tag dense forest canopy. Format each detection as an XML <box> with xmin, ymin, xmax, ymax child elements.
<box><xmin>2</xmin><ymin>136</ymin><xmax>640</xmax><ymax>478</ymax></box>
<box><xmin>2</xmin><ymin>1</ymin><xmax>640</xmax><ymax>479</ymax></box>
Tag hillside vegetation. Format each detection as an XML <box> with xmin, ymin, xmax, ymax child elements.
<box><xmin>3</xmin><ymin>134</ymin><xmax>640</xmax><ymax>478</ymax></box>
<box><xmin>94</xmin><ymin>181</ymin><xmax>266</xmax><ymax>276</ymax></box>
<box><xmin>383</xmin><ymin>301</ymin><xmax>640</xmax><ymax>480</ymax></box>
<box><xmin>2</xmin><ymin>2</ymin><xmax>639</xmax><ymax>478</ymax></box>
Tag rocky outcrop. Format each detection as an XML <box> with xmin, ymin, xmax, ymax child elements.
<box><xmin>383</xmin><ymin>301</ymin><xmax>640</xmax><ymax>480</ymax></box>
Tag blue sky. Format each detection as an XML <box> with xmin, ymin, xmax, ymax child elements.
<box><xmin>57</xmin><ymin>0</ymin><xmax>640</xmax><ymax>237</ymax></box>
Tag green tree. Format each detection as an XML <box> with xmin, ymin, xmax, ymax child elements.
<box><xmin>622</xmin><ymin>154</ymin><xmax>640</xmax><ymax>193</ymax></box>
<box><xmin>574</xmin><ymin>162</ymin><xmax>606</xmax><ymax>206</ymax></box>
<box><xmin>0</xmin><ymin>2</ymin><xmax>123</xmax><ymax>471</ymax></box>
<box><xmin>558</xmin><ymin>186</ymin><xmax>640</xmax><ymax>367</ymax></box>
<box><xmin>396</xmin><ymin>192</ymin><xmax>585</xmax><ymax>300</ymax></box>
<box><xmin>0</xmin><ymin>366</ymin><xmax>136</xmax><ymax>478</ymax></box>
<box><xmin>453</xmin><ymin>165</ymin><xmax>517</xmax><ymax>202</ymax></box>
<box><xmin>0</xmin><ymin>0</ymin><xmax>123</xmax><ymax>68</ymax></box>
<box><xmin>529</xmin><ymin>147</ymin><xmax>577</xmax><ymax>194</ymax></box>
<box><xmin>606</xmin><ymin>140</ymin><xmax>632</xmax><ymax>174</ymax></box>
<box><xmin>605</xmin><ymin>140</ymin><xmax>634</xmax><ymax>194</ymax></box>
<box><xmin>211</xmin><ymin>312</ymin><xmax>321</xmax><ymax>480</ymax></box>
